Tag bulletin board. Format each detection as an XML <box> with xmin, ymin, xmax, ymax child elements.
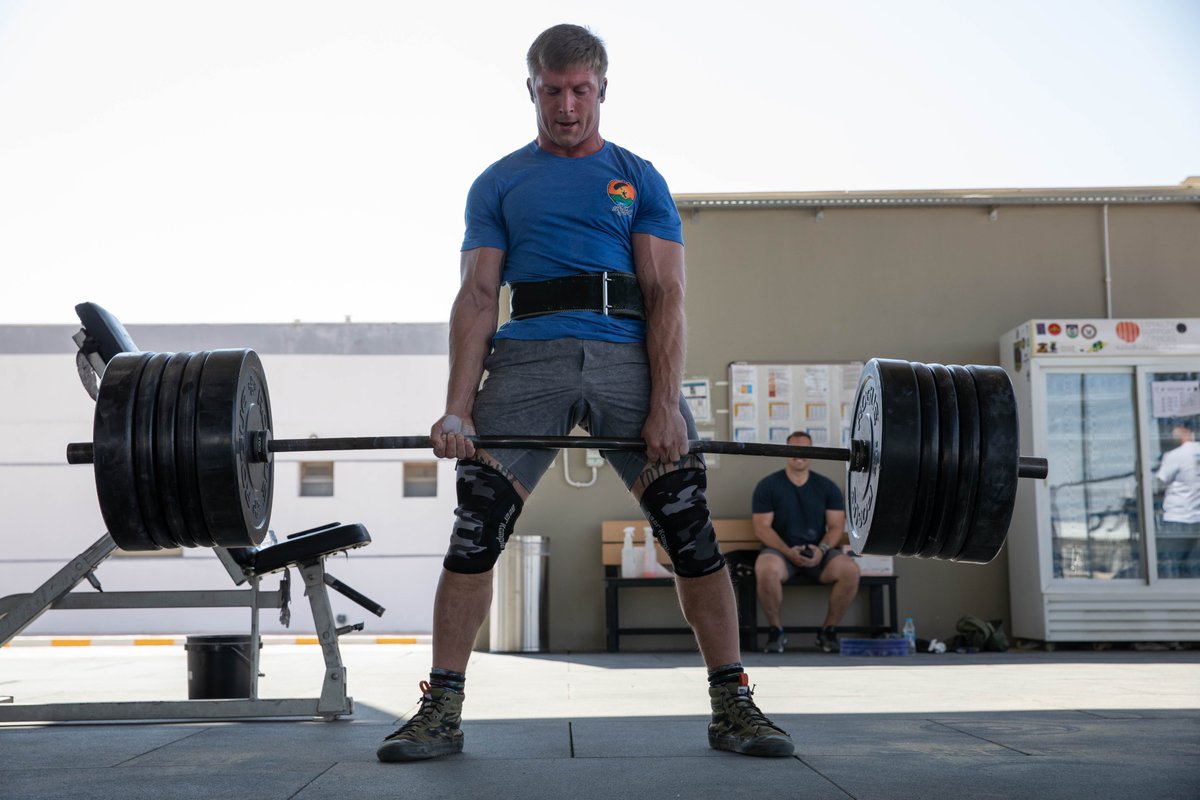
<box><xmin>727</xmin><ymin>361</ymin><xmax>865</xmax><ymax>447</ymax></box>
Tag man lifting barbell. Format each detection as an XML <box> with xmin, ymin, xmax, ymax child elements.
<box><xmin>381</xmin><ymin>23</ymin><xmax>794</xmax><ymax>762</ymax></box>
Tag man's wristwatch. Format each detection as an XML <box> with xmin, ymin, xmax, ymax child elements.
<box><xmin>817</xmin><ymin>543</ymin><xmax>831</xmax><ymax>554</ymax></box>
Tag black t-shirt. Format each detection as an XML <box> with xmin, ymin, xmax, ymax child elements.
<box><xmin>751</xmin><ymin>469</ymin><xmax>845</xmax><ymax>547</ymax></box>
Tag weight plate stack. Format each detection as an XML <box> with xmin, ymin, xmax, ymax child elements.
<box><xmin>132</xmin><ymin>352</ymin><xmax>175</xmax><ymax>549</ymax></box>
<box><xmin>919</xmin><ymin>364</ymin><xmax>961</xmax><ymax>558</ymax></box>
<box><xmin>846</xmin><ymin>358</ymin><xmax>921</xmax><ymax>556</ymax></box>
<box><xmin>176</xmin><ymin>351</ymin><xmax>215</xmax><ymax>547</ymax></box>
<box><xmin>195</xmin><ymin>349</ymin><xmax>274</xmax><ymax>548</ymax></box>
<box><xmin>93</xmin><ymin>352</ymin><xmax>159</xmax><ymax>551</ymax></box>
<box><xmin>898</xmin><ymin>362</ymin><xmax>940</xmax><ymax>556</ymax></box>
<box><xmin>955</xmin><ymin>365</ymin><xmax>1020</xmax><ymax>563</ymax></box>
<box><xmin>154</xmin><ymin>352</ymin><xmax>198</xmax><ymax>548</ymax></box>
<box><xmin>937</xmin><ymin>365</ymin><xmax>982</xmax><ymax>560</ymax></box>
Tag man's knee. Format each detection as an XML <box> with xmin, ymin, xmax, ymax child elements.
<box><xmin>755</xmin><ymin>551</ymin><xmax>789</xmax><ymax>585</ymax></box>
<box><xmin>638</xmin><ymin>467</ymin><xmax>725</xmax><ymax>578</ymax></box>
<box><xmin>822</xmin><ymin>553</ymin><xmax>861</xmax><ymax>586</ymax></box>
<box><xmin>442</xmin><ymin>461</ymin><xmax>524</xmax><ymax>574</ymax></box>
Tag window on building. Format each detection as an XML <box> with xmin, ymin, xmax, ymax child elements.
<box><xmin>300</xmin><ymin>462</ymin><xmax>334</xmax><ymax>497</ymax></box>
<box><xmin>404</xmin><ymin>461</ymin><xmax>438</xmax><ymax>497</ymax></box>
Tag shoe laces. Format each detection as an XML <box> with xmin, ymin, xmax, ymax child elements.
<box><xmin>388</xmin><ymin>681</ymin><xmax>450</xmax><ymax>738</ymax></box>
<box><xmin>726</xmin><ymin>676</ymin><xmax>787</xmax><ymax>734</ymax></box>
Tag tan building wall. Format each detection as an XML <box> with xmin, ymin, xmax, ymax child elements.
<box><xmin>511</xmin><ymin>184</ymin><xmax>1200</xmax><ymax>651</ymax></box>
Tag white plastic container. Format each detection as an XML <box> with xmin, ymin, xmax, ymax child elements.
<box><xmin>620</xmin><ymin>526</ymin><xmax>639</xmax><ymax>578</ymax></box>
<box><xmin>642</xmin><ymin>526</ymin><xmax>658</xmax><ymax>577</ymax></box>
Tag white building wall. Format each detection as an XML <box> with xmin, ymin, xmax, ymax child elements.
<box><xmin>0</xmin><ymin>327</ymin><xmax>455</xmax><ymax>636</ymax></box>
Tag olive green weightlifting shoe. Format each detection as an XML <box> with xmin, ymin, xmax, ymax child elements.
<box><xmin>377</xmin><ymin>682</ymin><xmax>465</xmax><ymax>762</ymax></box>
<box><xmin>708</xmin><ymin>674</ymin><xmax>794</xmax><ymax>757</ymax></box>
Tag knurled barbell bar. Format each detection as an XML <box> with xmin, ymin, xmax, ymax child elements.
<box><xmin>65</xmin><ymin>349</ymin><xmax>1048</xmax><ymax>563</ymax></box>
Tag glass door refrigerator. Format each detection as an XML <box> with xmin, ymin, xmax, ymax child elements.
<box><xmin>1001</xmin><ymin>319</ymin><xmax>1200</xmax><ymax>643</ymax></box>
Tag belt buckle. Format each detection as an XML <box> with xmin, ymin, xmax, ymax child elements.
<box><xmin>601</xmin><ymin>271</ymin><xmax>611</xmax><ymax>316</ymax></box>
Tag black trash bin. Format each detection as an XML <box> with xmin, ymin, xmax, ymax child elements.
<box><xmin>185</xmin><ymin>635</ymin><xmax>259</xmax><ymax>699</ymax></box>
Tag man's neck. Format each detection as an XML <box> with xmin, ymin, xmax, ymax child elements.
<box><xmin>536</xmin><ymin>133</ymin><xmax>605</xmax><ymax>158</ymax></box>
<box><xmin>785</xmin><ymin>467</ymin><xmax>810</xmax><ymax>486</ymax></box>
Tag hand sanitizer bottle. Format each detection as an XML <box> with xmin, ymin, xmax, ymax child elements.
<box><xmin>642</xmin><ymin>526</ymin><xmax>659</xmax><ymax>577</ymax></box>
<box><xmin>621</xmin><ymin>526</ymin><xmax>639</xmax><ymax>578</ymax></box>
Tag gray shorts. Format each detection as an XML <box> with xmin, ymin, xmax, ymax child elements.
<box><xmin>759</xmin><ymin>546</ymin><xmax>845</xmax><ymax>583</ymax></box>
<box><xmin>471</xmin><ymin>338</ymin><xmax>701</xmax><ymax>491</ymax></box>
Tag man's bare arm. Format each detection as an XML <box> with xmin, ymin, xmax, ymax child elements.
<box><xmin>432</xmin><ymin>246</ymin><xmax>504</xmax><ymax>460</ymax></box>
<box><xmin>633</xmin><ymin>233</ymin><xmax>688</xmax><ymax>464</ymax></box>
<box><xmin>753</xmin><ymin>512</ymin><xmax>805</xmax><ymax>565</ymax></box>
<box><xmin>822</xmin><ymin>510</ymin><xmax>848</xmax><ymax>549</ymax></box>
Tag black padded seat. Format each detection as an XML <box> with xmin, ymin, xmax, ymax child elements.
<box><xmin>75</xmin><ymin>302</ymin><xmax>139</xmax><ymax>361</ymax></box>
<box><xmin>228</xmin><ymin>522</ymin><xmax>371</xmax><ymax>577</ymax></box>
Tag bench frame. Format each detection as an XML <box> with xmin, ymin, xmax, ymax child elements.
<box><xmin>601</xmin><ymin>520</ymin><xmax>897</xmax><ymax>652</ymax></box>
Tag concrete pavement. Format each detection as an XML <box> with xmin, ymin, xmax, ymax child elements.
<box><xmin>1</xmin><ymin>641</ymin><xmax>1197</xmax><ymax>799</ymax></box>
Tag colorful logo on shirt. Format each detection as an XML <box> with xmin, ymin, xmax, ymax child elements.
<box><xmin>607</xmin><ymin>179</ymin><xmax>636</xmax><ymax>207</ymax></box>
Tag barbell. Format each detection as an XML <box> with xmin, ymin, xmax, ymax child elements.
<box><xmin>65</xmin><ymin>349</ymin><xmax>1048</xmax><ymax>563</ymax></box>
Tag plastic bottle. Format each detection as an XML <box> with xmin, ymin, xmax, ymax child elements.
<box><xmin>902</xmin><ymin>616</ymin><xmax>916</xmax><ymax>654</ymax></box>
<box><xmin>621</xmin><ymin>526</ymin><xmax>639</xmax><ymax>578</ymax></box>
<box><xmin>642</xmin><ymin>526</ymin><xmax>659</xmax><ymax>577</ymax></box>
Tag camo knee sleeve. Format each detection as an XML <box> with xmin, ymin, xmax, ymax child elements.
<box><xmin>638</xmin><ymin>468</ymin><xmax>725</xmax><ymax>578</ymax></box>
<box><xmin>443</xmin><ymin>461</ymin><xmax>524</xmax><ymax>574</ymax></box>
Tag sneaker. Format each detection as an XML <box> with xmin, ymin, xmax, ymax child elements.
<box><xmin>708</xmin><ymin>674</ymin><xmax>795</xmax><ymax>757</ymax></box>
<box><xmin>762</xmin><ymin>627</ymin><xmax>787</xmax><ymax>654</ymax></box>
<box><xmin>377</xmin><ymin>681</ymin><xmax>465</xmax><ymax>762</ymax></box>
<box><xmin>815</xmin><ymin>627</ymin><xmax>838</xmax><ymax>653</ymax></box>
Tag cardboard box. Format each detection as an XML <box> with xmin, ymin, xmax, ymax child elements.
<box><xmin>846</xmin><ymin>550</ymin><xmax>894</xmax><ymax>576</ymax></box>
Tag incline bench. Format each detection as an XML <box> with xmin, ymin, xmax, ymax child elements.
<box><xmin>602</xmin><ymin>519</ymin><xmax>898</xmax><ymax>652</ymax></box>
<box><xmin>0</xmin><ymin>302</ymin><xmax>384</xmax><ymax>722</ymax></box>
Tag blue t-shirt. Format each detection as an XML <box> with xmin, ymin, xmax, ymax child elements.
<box><xmin>461</xmin><ymin>140</ymin><xmax>683</xmax><ymax>344</ymax></box>
<box><xmin>751</xmin><ymin>470</ymin><xmax>846</xmax><ymax>547</ymax></box>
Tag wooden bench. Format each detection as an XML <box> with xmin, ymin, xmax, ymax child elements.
<box><xmin>601</xmin><ymin>519</ymin><xmax>898</xmax><ymax>652</ymax></box>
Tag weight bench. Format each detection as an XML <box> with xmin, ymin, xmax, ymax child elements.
<box><xmin>0</xmin><ymin>303</ymin><xmax>384</xmax><ymax>723</ymax></box>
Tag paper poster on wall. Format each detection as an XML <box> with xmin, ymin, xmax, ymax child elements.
<box><xmin>731</xmin><ymin>363</ymin><xmax>756</xmax><ymax>398</ymax></box>
<box><xmin>1152</xmin><ymin>380</ymin><xmax>1200</xmax><ymax>418</ymax></box>
<box><xmin>768</xmin><ymin>426</ymin><xmax>791</xmax><ymax>444</ymax></box>
<box><xmin>683</xmin><ymin>378</ymin><xmax>712</xmax><ymax>423</ymax></box>
<box><xmin>727</xmin><ymin>362</ymin><xmax>863</xmax><ymax>449</ymax></box>
<box><xmin>767</xmin><ymin>366</ymin><xmax>792</xmax><ymax>400</ymax></box>
<box><xmin>802</xmin><ymin>366</ymin><xmax>830</xmax><ymax>397</ymax></box>
<box><xmin>768</xmin><ymin>401</ymin><xmax>791</xmax><ymax>421</ymax></box>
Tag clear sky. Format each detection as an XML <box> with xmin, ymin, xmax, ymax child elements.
<box><xmin>1</xmin><ymin>0</ymin><xmax>1196</xmax><ymax>325</ymax></box>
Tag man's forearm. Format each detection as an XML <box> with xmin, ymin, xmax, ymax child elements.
<box><xmin>643</xmin><ymin>281</ymin><xmax>687</xmax><ymax>409</ymax></box>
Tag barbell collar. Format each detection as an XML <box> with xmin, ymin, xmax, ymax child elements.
<box><xmin>1018</xmin><ymin>457</ymin><xmax>1048</xmax><ymax>480</ymax></box>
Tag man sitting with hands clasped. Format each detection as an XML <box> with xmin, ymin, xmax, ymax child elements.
<box><xmin>751</xmin><ymin>431</ymin><xmax>860</xmax><ymax>653</ymax></box>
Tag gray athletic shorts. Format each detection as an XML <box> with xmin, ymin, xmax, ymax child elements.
<box><xmin>759</xmin><ymin>546</ymin><xmax>845</xmax><ymax>583</ymax></box>
<box><xmin>471</xmin><ymin>338</ymin><xmax>701</xmax><ymax>491</ymax></box>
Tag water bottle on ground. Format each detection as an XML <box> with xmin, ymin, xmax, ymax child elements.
<box><xmin>902</xmin><ymin>616</ymin><xmax>916</xmax><ymax>654</ymax></box>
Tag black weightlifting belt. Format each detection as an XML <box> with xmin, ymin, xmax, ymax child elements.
<box><xmin>508</xmin><ymin>272</ymin><xmax>645</xmax><ymax>321</ymax></box>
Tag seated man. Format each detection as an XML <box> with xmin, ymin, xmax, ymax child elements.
<box><xmin>751</xmin><ymin>430</ymin><xmax>860</xmax><ymax>653</ymax></box>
